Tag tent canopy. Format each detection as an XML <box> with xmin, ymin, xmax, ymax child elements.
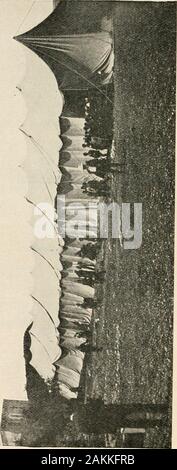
<box><xmin>15</xmin><ymin>0</ymin><xmax>114</xmax><ymax>90</ymax></box>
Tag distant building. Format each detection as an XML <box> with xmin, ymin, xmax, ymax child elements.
<box><xmin>0</xmin><ymin>400</ymin><xmax>28</xmax><ymax>446</ymax></box>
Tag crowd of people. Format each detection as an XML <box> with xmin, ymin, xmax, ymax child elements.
<box><xmin>81</xmin><ymin>94</ymin><xmax>118</xmax><ymax>198</ymax></box>
<box><xmin>54</xmin><ymin>236</ymin><xmax>104</xmax><ymax>400</ymax></box>
<box><xmin>55</xmin><ymin>93</ymin><xmax>115</xmax><ymax>401</ymax></box>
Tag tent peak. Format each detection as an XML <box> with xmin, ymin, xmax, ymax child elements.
<box><xmin>13</xmin><ymin>34</ymin><xmax>24</xmax><ymax>43</ymax></box>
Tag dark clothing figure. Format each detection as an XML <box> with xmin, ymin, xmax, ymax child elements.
<box><xmin>76</xmin><ymin>268</ymin><xmax>105</xmax><ymax>286</ymax></box>
<box><xmin>80</xmin><ymin>242</ymin><xmax>100</xmax><ymax>260</ymax></box>
<box><xmin>72</xmin><ymin>400</ymin><xmax>168</xmax><ymax>434</ymax></box>
<box><xmin>82</xmin><ymin>180</ymin><xmax>110</xmax><ymax>198</ymax></box>
<box><xmin>86</xmin><ymin>163</ymin><xmax>109</xmax><ymax>179</ymax></box>
<box><xmin>91</xmin><ymin>136</ymin><xmax>109</xmax><ymax>150</ymax></box>
<box><xmin>75</xmin><ymin>324</ymin><xmax>92</xmax><ymax>338</ymax></box>
<box><xmin>79</xmin><ymin>343</ymin><xmax>103</xmax><ymax>353</ymax></box>
<box><xmin>83</xmin><ymin>298</ymin><xmax>98</xmax><ymax>309</ymax></box>
<box><xmin>83</xmin><ymin>149</ymin><xmax>107</xmax><ymax>159</ymax></box>
<box><xmin>86</xmin><ymin>161</ymin><xmax>121</xmax><ymax>179</ymax></box>
<box><xmin>87</xmin><ymin>158</ymin><xmax>123</xmax><ymax>171</ymax></box>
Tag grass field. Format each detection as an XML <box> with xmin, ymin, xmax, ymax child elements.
<box><xmin>84</xmin><ymin>2</ymin><xmax>175</xmax><ymax>448</ymax></box>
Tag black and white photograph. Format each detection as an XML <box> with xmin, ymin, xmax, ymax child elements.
<box><xmin>0</xmin><ymin>0</ymin><xmax>176</xmax><ymax>451</ymax></box>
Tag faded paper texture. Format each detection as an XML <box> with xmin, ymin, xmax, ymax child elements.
<box><xmin>0</xmin><ymin>0</ymin><xmax>176</xmax><ymax>449</ymax></box>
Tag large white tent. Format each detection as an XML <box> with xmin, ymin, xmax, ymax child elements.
<box><xmin>0</xmin><ymin>1</ymin><xmax>63</xmax><ymax>413</ymax></box>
